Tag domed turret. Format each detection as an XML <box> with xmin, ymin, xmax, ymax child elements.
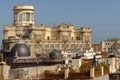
<box><xmin>10</xmin><ymin>40</ymin><xmax>30</xmax><ymax>57</ymax></box>
<box><xmin>13</xmin><ymin>5</ymin><xmax>34</xmax><ymax>26</ymax></box>
<box><xmin>49</xmin><ymin>49</ymin><xmax>62</xmax><ymax>60</ymax></box>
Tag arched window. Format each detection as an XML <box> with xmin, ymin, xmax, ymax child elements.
<box><xmin>19</xmin><ymin>14</ymin><xmax>22</xmax><ymax>21</ymax></box>
<box><xmin>47</xmin><ymin>36</ymin><xmax>50</xmax><ymax>40</ymax></box>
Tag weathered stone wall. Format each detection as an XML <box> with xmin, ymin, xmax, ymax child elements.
<box><xmin>9</xmin><ymin>64</ymin><xmax>59</xmax><ymax>79</ymax></box>
<box><xmin>0</xmin><ymin>65</ymin><xmax>10</xmax><ymax>80</ymax></box>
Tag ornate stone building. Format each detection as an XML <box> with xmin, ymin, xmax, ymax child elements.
<box><xmin>2</xmin><ymin>5</ymin><xmax>92</xmax><ymax>57</ymax></box>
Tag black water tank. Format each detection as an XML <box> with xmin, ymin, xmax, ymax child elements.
<box><xmin>49</xmin><ymin>49</ymin><xmax>62</xmax><ymax>60</ymax></box>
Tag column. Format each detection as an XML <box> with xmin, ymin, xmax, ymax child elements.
<box><xmin>15</xmin><ymin>13</ymin><xmax>19</xmax><ymax>22</ymax></box>
<box><xmin>22</xmin><ymin>12</ymin><xmax>26</xmax><ymax>22</ymax></box>
<box><xmin>29</xmin><ymin>13</ymin><xmax>31</xmax><ymax>22</ymax></box>
<box><xmin>64</xmin><ymin>68</ymin><xmax>69</xmax><ymax>79</ymax></box>
<box><xmin>101</xmin><ymin>67</ymin><xmax>104</xmax><ymax>75</ymax></box>
<box><xmin>109</xmin><ymin>65</ymin><xmax>112</xmax><ymax>73</ymax></box>
<box><xmin>116</xmin><ymin>59</ymin><xmax>119</xmax><ymax>70</ymax></box>
<box><xmin>90</xmin><ymin>67</ymin><xmax>94</xmax><ymax>78</ymax></box>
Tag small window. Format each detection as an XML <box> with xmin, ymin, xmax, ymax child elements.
<box><xmin>19</xmin><ymin>14</ymin><xmax>22</xmax><ymax>21</ymax></box>
<box><xmin>26</xmin><ymin>13</ymin><xmax>29</xmax><ymax>21</ymax></box>
<box><xmin>47</xmin><ymin>36</ymin><xmax>50</xmax><ymax>40</ymax></box>
<box><xmin>14</xmin><ymin>13</ymin><xmax>17</xmax><ymax>21</ymax></box>
<box><xmin>76</xmin><ymin>37</ymin><xmax>80</xmax><ymax>40</ymax></box>
<box><xmin>106</xmin><ymin>43</ymin><xmax>109</xmax><ymax>45</ymax></box>
<box><xmin>72</xmin><ymin>37</ymin><xmax>73</xmax><ymax>40</ymax></box>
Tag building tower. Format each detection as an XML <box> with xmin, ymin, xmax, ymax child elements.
<box><xmin>2</xmin><ymin>5</ymin><xmax>93</xmax><ymax>60</ymax></box>
<box><xmin>13</xmin><ymin>5</ymin><xmax>34</xmax><ymax>26</ymax></box>
<box><xmin>80</xmin><ymin>27</ymin><xmax>92</xmax><ymax>51</ymax></box>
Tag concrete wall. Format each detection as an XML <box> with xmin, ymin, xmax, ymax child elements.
<box><xmin>72</xmin><ymin>58</ymin><xmax>82</xmax><ymax>68</ymax></box>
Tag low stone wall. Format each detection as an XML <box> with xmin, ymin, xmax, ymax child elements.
<box><xmin>9</xmin><ymin>64</ymin><xmax>59</xmax><ymax>79</ymax></box>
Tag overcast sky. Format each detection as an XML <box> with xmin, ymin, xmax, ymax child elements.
<box><xmin>0</xmin><ymin>0</ymin><xmax>120</xmax><ymax>46</ymax></box>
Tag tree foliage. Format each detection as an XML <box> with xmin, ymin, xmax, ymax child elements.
<box><xmin>69</xmin><ymin>67</ymin><xmax>76</xmax><ymax>73</ymax></box>
<box><xmin>106</xmin><ymin>38</ymin><xmax>119</xmax><ymax>41</ymax></box>
<box><xmin>44</xmin><ymin>70</ymin><xmax>55</xmax><ymax>75</ymax></box>
<box><xmin>95</xmin><ymin>63</ymin><xmax>108</xmax><ymax>71</ymax></box>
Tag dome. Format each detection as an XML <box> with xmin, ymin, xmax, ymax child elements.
<box><xmin>10</xmin><ymin>40</ymin><xmax>30</xmax><ymax>57</ymax></box>
<box><xmin>49</xmin><ymin>49</ymin><xmax>62</xmax><ymax>60</ymax></box>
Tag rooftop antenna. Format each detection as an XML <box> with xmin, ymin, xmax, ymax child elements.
<box><xmin>54</xmin><ymin>24</ymin><xmax>55</xmax><ymax>27</ymax></box>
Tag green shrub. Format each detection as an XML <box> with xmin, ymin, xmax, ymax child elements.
<box><xmin>44</xmin><ymin>70</ymin><xmax>55</xmax><ymax>75</ymax></box>
<box><xmin>79</xmin><ymin>63</ymin><xmax>90</xmax><ymax>73</ymax></box>
<box><xmin>69</xmin><ymin>67</ymin><xmax>76</xmax><ymax>73</ymax></box>
<box><xmin>58</xmin><ymin>69</ymin><xmax>65</xmax><ymax>74</ymax></box>
<box><xmin>95</xmin><ymin>63</ymin><xmax>108</xmax><ymax>71</ymax></box>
